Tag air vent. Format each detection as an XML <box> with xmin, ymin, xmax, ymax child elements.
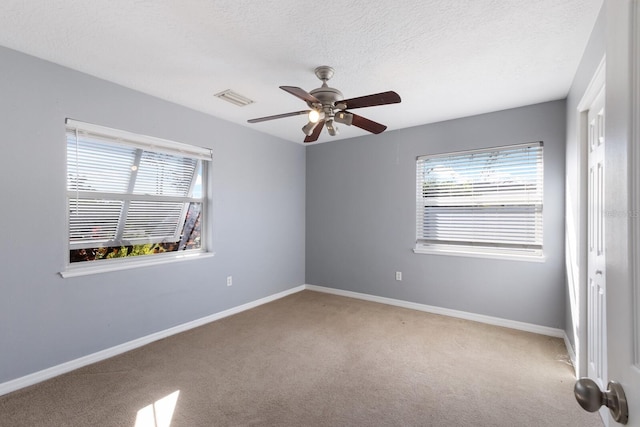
<box><xmin>214</xmin><ymin>89</ymin><xmax>254</xmax><ymax>107</ymax></box>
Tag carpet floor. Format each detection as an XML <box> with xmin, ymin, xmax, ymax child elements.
<box><xmin>0</xmin><ymin>290</ymin><xmax>603</xmax><ymax>426</ymax></box>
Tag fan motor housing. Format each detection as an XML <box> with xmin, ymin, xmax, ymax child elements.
<box><xmin>309</xmin><ymin>86</ymin><xmax>343</xmax><ymax>106</ymax></box>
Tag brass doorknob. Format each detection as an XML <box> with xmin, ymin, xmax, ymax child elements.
<box><xmin>574</xmin><ymin>378</ymin><xmax>628</xmax><ymax>424</ymax></box>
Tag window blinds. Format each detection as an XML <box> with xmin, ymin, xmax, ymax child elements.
<box><xmin>416</xmin><ymin>142</ymin><xmax>543</xmax><ymax>254</ymax></box>
<box><xmin>65</xmin><ymin>119</ymin><xmax>212</xmax><ymax>161</ymax></box>
<box><xmin>66</xmin><ymin>119</ymin><xmax>209</xmax><ymax>250</ymax></box>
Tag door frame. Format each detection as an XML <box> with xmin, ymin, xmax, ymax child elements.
<box><xmin>630</xmin><ymin>0</ymin><xmax>640</xmax><ymax>376</ymax></box>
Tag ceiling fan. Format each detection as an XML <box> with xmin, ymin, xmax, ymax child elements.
<box><xmin>247</xmin><ymin>66</ymin><xmax>401</xmax><ymax>143</ymax></box>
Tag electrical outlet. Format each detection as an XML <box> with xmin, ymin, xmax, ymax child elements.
<box><xmin>227</xmin><ymin>276</ymin><xmax>232</xmax><ymax>286</ymax></box>
<box><xmin>395</xmin><ymin>271</ymin><xmax>402</xmax><ymax>281</ymax></box>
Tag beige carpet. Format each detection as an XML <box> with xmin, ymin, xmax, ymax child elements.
<box><xmin>0</xmin><ymin>290</ymin><xmax>602</xmax><ymax>426</ymax></box>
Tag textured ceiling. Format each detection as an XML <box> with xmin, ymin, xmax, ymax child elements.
<box><xmin>0</xmin><ymin>0</ymin><xmax>602</xmax><ymax>144</ymax></box>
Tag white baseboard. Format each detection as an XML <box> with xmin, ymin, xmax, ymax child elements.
<box><xmin>563</xmin><ymin>332</ymin><xmax>578</xmax><ymax>377</ymax></box>
<box><xmin>0</xmin><ymin>285</ymin><xmax>305</xmax><ymax>397</ymax></box>
<box><xmin>304</xmin><ymin>284</ymin><xmax>565</xmax><ymax>338</ymax></box>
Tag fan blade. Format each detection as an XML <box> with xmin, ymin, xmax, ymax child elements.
<box><xmin>248</xmin><ymin>110</ymin><xmax>309</xmax><ymax>123</ymax></box>
<box><xmin>349</xmin><ymin>112</ymin><xmax>387</xmax><ymax>134</ymax></box>
<box><xmin>340</xmin><ymin>91</ymin><xmax>401</xmax><ymax>110</ymax></box>
<box><xmin>280</xmin><ymin>86</ymin><xmax>321</xmax><ymax>105</ymax></box>
<box><xmin>304</xmin><ymin>120</ymin><xmax>325</xmax><ymax>143</ymax></box>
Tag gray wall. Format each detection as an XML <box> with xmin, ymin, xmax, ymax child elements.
<box><xmin>564</xmin><ymin>5</ymin><xmax>605</xmax><ymax>355</ymax></box>
<box><xmin>0</xmin><ymin>46</ymin><xmax>305</xmax><ymax>384</ymax></box>
<box><xmin>306</xmin><ymin>100</ymin><xmax>567</xmax><ymax>328</ymax></box>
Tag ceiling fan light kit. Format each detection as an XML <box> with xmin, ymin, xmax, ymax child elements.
<box><xmin>326</xmin><ymin>119</ymin><xmax>338</xmax><ymax>136</ymax></box>
<box><xmin>248</xmin><ymin>66</ymin><xmax>401</xmax><ymax>143</ymax></box>
<box><xmin>334</xmin><ymin>111</ymin><xmax>353</xmax><ymax>126</ymax></box>
<box><xmin>302</xmin><ymin>121</ymin><xmax>318</xmax><ymax>136</ymax></box>
<box><xmin>308</xmin><ymin>109</ymin><xmax>323</xmax><ymax>123</ymax></box>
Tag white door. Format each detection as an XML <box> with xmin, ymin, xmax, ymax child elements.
<box><xmin>605</xmin><ymin>1</ymin><xmax>640</xmax><ymax>425</ymax></box>
<box><xmin>605</xmin><ymin>0</ymin><xmax>640</xmax><ymax>427</ymax></box>
<box><xmin>576</xmin><ymin>1</ymin><xmax>640</xmax><ymax>425</ymax></box>
<box><xmin>587</xmin><ymin>87</ymin><xmax>608</xmax><ymax>424</ymax></box>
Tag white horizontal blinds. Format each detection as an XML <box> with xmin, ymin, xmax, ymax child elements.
<box><xmin>134</xmin><ymin>152</ymin><xmax>197</xmax><ymax>196</ymax></box>
<box><xmin>123</xmin><ymin>201</ymin><xmax>186</xmax><ymax>243</ymax></box>
<box><xmin>416</xmin><ymin>142</ymin><xmax>543</xmax><ymax>251</ymax></box>
<box><xmin>67</xmin><ymin>138</ymin><xmax>136</xmax><ymax>193</ymax></box>
<box><xmin>65</xmin><ymin>119</ymin><xmax>213</xmax><ymax>161</ymax></box>
<box><xmin>66</xmin><ymin>119</ymin><xmax>208</xmax><ymax>251</ymax></box>
<box><xmin>69</xmin><ymin>199</ymin><xmax>123</xmax><ymax>246</ymax></box>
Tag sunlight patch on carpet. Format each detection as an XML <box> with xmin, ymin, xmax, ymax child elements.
<box><xmin>134</xmin><ymin>390</ymin><xmax>180</xmax><ymax>427</ymax></box>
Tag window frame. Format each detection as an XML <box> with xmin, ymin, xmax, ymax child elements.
<box><xmin>414</xmin><ymin>141</ymin><xmax>545</xmax><ymax>262</ymax></box>
<box><xmin>60</xmin><ymin>119</ymin><xmax>214</xmax><ymax>278</ymax></box>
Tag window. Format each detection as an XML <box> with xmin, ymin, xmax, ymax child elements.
<box><xmin>65</xmin><ymin>119</ymin><xmax>212</xmax><ymax>271</ymax></box>
<box><xmin>415</xmin><ymin>142</ymin><xmax>544</xmax><ymax>260</ymax></box>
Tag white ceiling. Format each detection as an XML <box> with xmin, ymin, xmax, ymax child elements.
<box><xmin>0</xmin><ymin>0</ymin><xmax>602</xmax><ymax>144</ymax></box>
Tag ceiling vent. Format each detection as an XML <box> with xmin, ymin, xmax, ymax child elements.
<box><xmin>214</xmin><ymin>89</ymin><xmax>254</xmax><ymax>107</ymax></box>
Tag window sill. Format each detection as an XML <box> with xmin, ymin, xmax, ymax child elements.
<box><xmin>413</xmin><ymin>247</ymin><xmax>545</xmax><ymax>263</ymax></box>
<box><xmin>59</xmin><ymin>251</ymin><xmax>216</xmax><ymax>278</ymax></box>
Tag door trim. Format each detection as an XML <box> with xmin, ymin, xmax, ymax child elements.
<box><xmin>630</xmin><ymin>0</ymin><xmax>640</xmax><ymax>369</ymax></box>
